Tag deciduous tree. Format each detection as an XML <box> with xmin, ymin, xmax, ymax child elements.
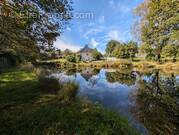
<box><xmin>0</xmin><ymin>0</ymin><xmax>73</xmax><ymax>61</ymax></box>
<box><xmin>134</xmin><ymin>0</ymin><xmax>179</xmax><ymax>61</ymax></box>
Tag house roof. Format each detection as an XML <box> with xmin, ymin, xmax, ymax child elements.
<box><xmin>78</xmin><ymin>45</ymin><xmax>94</xmax><ymax>53</ymax></box>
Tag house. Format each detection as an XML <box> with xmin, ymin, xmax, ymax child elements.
<box><xmin>106</xmin><ymin>57</ymin><xmax>117</xmax><ymax>61</ymax></box>
<box><xmin>78</xmin><ymin>45</ymin><xmax>94</xmax><ymax>61</ymax></box>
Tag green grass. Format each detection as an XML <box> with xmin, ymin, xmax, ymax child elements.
<box><xmin>0</xmin><ymin>70</ymin><xmax>138</xmax><ymax>135</ymax></box>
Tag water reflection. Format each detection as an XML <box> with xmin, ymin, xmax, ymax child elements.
<box><xmin>105</xmin><ymin>70</ymin><xmax>136</xmax><ymax>85</ymax></box>
<box><xmin>80</xmin><ymin>68</ymin><xmax>100</xmax><ymax>81</ymax></box>
<box><xmin>132</xmin><ymin>71</ymin><xmax>179</xmax><ymax>135</ymax></box>
<box><xmin>53</xmin><ymin>68</ymin><xmax>179</xmax><ymax>135</ymax></box>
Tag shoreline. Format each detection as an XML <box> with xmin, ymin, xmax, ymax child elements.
<box><xmin>38</xmin><ymin>59</ymin><xmax>179</xmax><ymax>73</ymax></box>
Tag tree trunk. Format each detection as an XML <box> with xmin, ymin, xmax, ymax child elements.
<box><xmin>157</xmin><ymin>54</ymin><xmax>161</xmax><ymax>62</ymax></box>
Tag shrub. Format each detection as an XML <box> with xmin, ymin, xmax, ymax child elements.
<box><xmin>66</xmin><ymin>54</ymin><xmax>77</xmax><ymax>63</ymax></box>
<box><xmin>146</xmin><ymin>54</ymin><xmax>155</xmax><ymax>61</ymax></box>
<box><xmin>76</xmin><ymin>54</ymin><xmax>81</xmax><ymax>62</ymax></box>
<box><xmin>92</xmin><ymin>48</ymin><xmax>103</xmax><ymax>60</ymax></box>
<box><xmin>38</xmin><ymin>76</ymin><xmax>62</xmax><ymax>94</ymax></box>
<box><xmin>35</xmin><ymin>67</ymin><xmax>53</xmax><ymax>77</ymax></box>
<box><xmin>20</xmin><ymin>62</ymin><xmax>35</xmax><ymax>72</ymax></box>
<box><xmin>62</xmin><ymin>81</ymin><xmax>79</xmax><ymax>101</ymax></box>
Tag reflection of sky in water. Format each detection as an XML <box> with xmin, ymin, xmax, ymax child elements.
<box><xmin>53</xmin><ymin>69</ymin><xmax>179</xmax><ymax>135</ymax></box>
<box><xmin>76</xmin><ymin>69</ymin><xmax>148</xmax><ymax>134</ymax></box>
<box><xmin>143</xmin><ymin>76</ymin><xmax>153</xmax><ymax>82</ymax></box>
<box><xmin>176</xmin><ymin>76</ymin><xmax>179</xmax><ymax>82</ymax></box>
<box><xmin>53</xmin><ymin>69</ymin><xmax>148</xmax><ymax>134</ymax></box>
<box><xmin>77</xmin><ymin>69</ymin><xmax>132</xmax><ymax>114</ymax></box>
<box><xmin>51</xmin><ymin>72</ymin><xmax>76</xmax><ymax>82</ymax></box>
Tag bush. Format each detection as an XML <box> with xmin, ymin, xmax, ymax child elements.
<box><xmin>38</xmin><ymin>76</ymin><xmax>62</xmax><ymax>94</ymax></box>
<box><xmin>76</xmin><ymin>54</ymin><xmax>81</xmax><ymax>62</ymax></box>
<box><xmin>35</xmin><ymin>67</ymin><xmax>53</xmax><ymax>76</ymax></box>
<box><xmin>66</xmin><ymin>54</ymin><xmax>77</xmax><ymax>63</ymax></box>
<box><xmin>62</xmin><ymin>81</ymin><xmax>79</xmax><ymax>101</ymax></box>
<box><xmin>92</xmin><ymin>48</ymin><xmax>102</xmax><ymax>60</ymax></box>
<box><xmin>146</xmin><ymin>54</ymin><xmax>155</xmax><ymax>60</ymax></box>
<box><xmin>20</xmin><ymin>62</ymin><xmax>35</xmax><ymax>72</ymax></box>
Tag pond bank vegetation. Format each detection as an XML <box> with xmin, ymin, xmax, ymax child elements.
<box><xmin>38</xmin><ymin>58</ymin><xmax>179</xmax><ymax>73</ymax></box>
<box><xmin>0</xmin><ymin>68</ymin><xmax>139</xmax><ymax>135</ymax></box>
<box><xmin>131</xmin><ymin>77</ymin><xmax>179</xmax><ymax>135</ymax></box>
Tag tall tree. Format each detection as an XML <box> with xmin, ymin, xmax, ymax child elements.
<box><xmin>105</xmin><ymin>40</ymin><xmax>119</xmax><ymax>57</ymax></box>
<box><xmin>134</xmin><ymin>0</ymin><xmax>179</xmax><ymax>61</ymax></box>
<box><xmin>92</xmin><ymin>48</ymin><xmax>102</xmax><ymax>60</ymax></box>
<box><xmin>140</xmin><ymin>43</ymin><xmax>155</xmax><ymax>60</ymax></box>
<box><xmin>105</xmin><ymin>40</ymin><xmax>138</xmax><ymax>59</ymax></box>
<box><xmin>0</xmin><ymin>0</ymin><xmax>73</xmax><ymax>61</ymax></box>
<box><xmin>127</xmin><ymin>41</ymin><xmax>138</xmax><ymax>59</ymax></box>
<box><xmin>162</xmin><ymin>44</ymin><xmax>179</xmax><ymax>61</ymax></box>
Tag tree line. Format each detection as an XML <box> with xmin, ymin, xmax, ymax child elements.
<box><xmin>105</xmin><ymin>40</ymin><xmax>138</xmax><ymax>59</ymax></box>
<box><xmin>105</xmin><ymin>0</ymin><xmax>179</xmax><ymax>61</ymax></box>
<box><xmin>105</xmin><ymin>39</ymin><xmax>179</xmax><ymax>61</ymax></box>
<box><xmin>0</xmin><ymin>0</ymin><xmax>178</xmax><ymax>64</ymax></box>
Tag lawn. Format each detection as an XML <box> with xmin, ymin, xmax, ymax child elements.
<box><xmin>0</xmin><ymin>69</ymin><xmax>138</xmax><ymax>135</ymax></box>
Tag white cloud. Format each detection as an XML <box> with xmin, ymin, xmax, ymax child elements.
<box><xmin>90</xmin><ymin>38</ymin><xmax>100</xmax><ymax>47</ymax></box>
<box><xmin>107</xmin><ymin>30</ymin><xmax>120</xmax><ymax>41</ymax></box>
<box><xmin>83</xmin><ymin>26</ymin><xmax>104</xmax><ymax>39</ymax></box>
<box><xmin>101</xmin><ymin>29</ymin><xmax>131</xmax><ymax>42</ymax></box>
<box><xmin>108</xmin><ymin>0</ymin><xmax>130</xmax><ymax>13</ymax></box>
<box><xmin>54</xmin><ymin>38</ymin><xmax>81</xmax><ymax>52</ymax></box>
<box><xmin>66</xmin><ymin>26</ymin><xmax>71</xmax><ymax>31</ymax></box>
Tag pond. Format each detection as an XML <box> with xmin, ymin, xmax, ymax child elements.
<box><xmin>51</xmin><ymin>68</ymin><xmax>179</xmax><ymax>135</ymax></box>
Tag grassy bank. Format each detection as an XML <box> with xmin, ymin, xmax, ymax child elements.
<box><xmin>0</xmin><ymin>69</ymin><xmax>138</xmax><ymax>135</ymax></box>
<box><xmin>39</xmin><ymin>58</ymin><xmax>179</xmax><ymax>72</ymax></box>
<box><xmin>38</xmin><ymin>59</ymin><xmax>133</xmax><ymax>69</ymax></box>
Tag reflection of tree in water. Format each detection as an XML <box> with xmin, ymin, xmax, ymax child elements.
<box><xmin>105</xmin><ymin>71</ymin><xmax>136</xmax><ymax>86</ymax></box>
<box><xmin>80</xmin><ymin>68</ymin><xmax>100</xmax><ymax>81</ymax></box>
<box><xmin>132</xmin><ymin>71</ymin><xmax>179</xmax><ymax>135</ymax></box>
<box><xmin>88</xmin><ymin>76</ymin><xmax>100</xmax><ymax>87</ymax></box>
<box><xmin>88</xmin><ymin>69</ymin><xmax>101</xmax><ymax>87</ymax></box>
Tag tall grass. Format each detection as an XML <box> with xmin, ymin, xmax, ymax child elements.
<box><xmin>38</xmin><ymin>76</ymin><xmax>62</xmax><ymax>94</ymax></box>
<box><xmin>62</xmin><ymin>81</ymin><xmax>79</xmax><ymax>101</ymax></box>
<box><xmin>38</xmin><ymin>69</ymin><xmax>79</xmax><ymax>100</ymax></box>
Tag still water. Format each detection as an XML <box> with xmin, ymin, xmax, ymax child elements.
<box><xmin>52</xmin><ymin>68</ymin><xmax>179</xmax><ymax>135</ymax></box>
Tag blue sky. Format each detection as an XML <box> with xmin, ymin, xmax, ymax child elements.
<box><xmin>54</xmin><ymin>0</ymin><xmax>143</xmax><ymax>53</ymax></box>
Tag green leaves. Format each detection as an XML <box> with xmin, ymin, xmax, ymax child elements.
<box><xmin>92</xmin><ymin>48</ymin><xmax>102</xmax><ymax>60</ymax></box>
<box><xmin>161</xmin><ymin>44</ymin><xmax>179</xmax><ymax>59</ymax></box>
<box><xmin>0</xmin><ymin>0</ymin><xmax>73</xmax><ymax>62</ymax></box>
<box><xmin>105</xmin><ymin>40</ymin><xmax>138</xmax><ymax>59</ymax></box>
<box><xmin>105</xmin><ymin>40</ymin><xmax>120</xmax><ymax>56</ymax></box>
<box><xmin>135</xmin><ymin>0</ymin><xmax>179</xmax><ymax>61</ymax></box>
